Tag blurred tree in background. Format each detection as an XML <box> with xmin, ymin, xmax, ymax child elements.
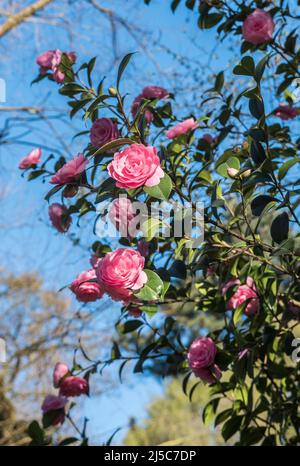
<box><xmin>0</xmin><ymin>270</ymin><xmax>112</xmax><ymax>444</ymax></box>
<box><xmin>124</xmin><ymin>378</ymin><xmax>225</xmax><ymax>446</ymax></box>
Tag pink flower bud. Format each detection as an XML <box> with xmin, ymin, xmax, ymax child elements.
<box><xmin>63</xmin><ymin>185</ymin><xmax>78</xmax><ymax>198</ymax></box>
<box><xmin>274</xmin><ymin>104</ymin><xmax>298</xmax><ymax>120</ymax></box>
<box><xmin>131</xmin><ymin>95</ymin><xmax>153</xmax><ymax>124</ymax></box>
<box><xmin>50</xmin><ymin>154</ymin><xmax>88</xmax><ymax>185</ymax></box>
<box><xmin>70</xmin><ymin>269</ymin><xmax>104</xmax><ymax>302</ymax></box>
<box><xmin>53</xmin><ymin>362</ymin><xmax>69</xmax><ymax>388</ymax></box>
<box><xmin>19</xmin><ymin>148</ymin><xmax>42</xmax><ymax>169</ymax></box>
<box><xmin>227</xmin><ymin>168</ymin><xmax>239</xmax><ymax>178</ymax></box>
<box><xmin>59</xmin><ymin>376</ymin><xmax>89</xmax><ymax>397</ymax></box>
<box><xmin>141</xmin><ymin>86</ymin><xmax>169</xmax><ymax>100</ymax></box>
<box><xmin>166</xmin><ymin>118</ymin><xmax>198</xmax><ymax>139</ymax></box>
<box><xmin>41</xmin><ymin>395</ymin><xmax>68</xmax><ymax>426</ymax></box>
<box><xmin>48</xmin><ymin>203</ymin><xmax>72</xmax><ymax>233</ymax></box>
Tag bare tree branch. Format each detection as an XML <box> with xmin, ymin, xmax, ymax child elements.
<box><xmin>0</xmin><ymin>0</ymin><xmax>55</xmax><ymax>38</ymax></box>
<box><xmin>0</xmin><ymin>106</ymin><xmax>42</xmax><ymax>113</ymax></box>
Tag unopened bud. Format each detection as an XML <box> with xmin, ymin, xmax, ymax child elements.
<box><xmin>241</xmin><ymin>169</ymin><xmax>251</xmax><ymax>178</ymax></box>
<box><xmin>108</xmin><ymin>87</ymin><xmax>118</xmax><ymax>97</ymax></box>
<box><xmin>63</xmin><ymin>185</ymin><xmax>78</xmax><ymax>198</ymax></box>
<box><xmin>227</xmin><ymin>168</ymin><xmax>239</xmax><ymax>178</ymax></box>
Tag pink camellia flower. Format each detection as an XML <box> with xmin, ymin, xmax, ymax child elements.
<box><xmin>222</xmin><ymin>276</ymin><xmax>260</xmax><ymax>316</ymax></box>
<box><xmin>53</xmin><ymin>362</ymin><xmax>69</xmax><ymax>388</ymax></box>
<box><xmin>59</xmin><ymin>376</ymin><xmax>89</xmax><ymax>397</ymax></box>
<box><xmin>131</xmin><ymin>95</ymin><xmax>153</xmax><ymax>124</ymax></box>
<box><xmin>50</xmin><ymin>154</ymin><xmax>88</xmax><ymax>185</ymax></box>
<box><xmin>70</xmin><ymin>269</ymin><xmax>104</xmax><ymax>302</ymax></box>
<box><xmin>166</xmin><ymin>118</ymin><xmax>198</xmax><ymax>139</ymax></box>
<box><xmin>48</xmin><ymin>203</ymin><xmax>72</xmax><ymax>233</ymax></box>
<box><xmin>195</xmin><ymin>364</ymin><xmax>222</xmax><ymax>385</ymax></box>
<box><xmin>141</xmin><ymin>86</ymin><xmax>169</xmax><ymax>100</ymax></box>
<box><xmin>274</xmin><ymin>104</ymin><xmax>298</xmax><ymax>120</ymax></box>
<box><xmin>108</xmin><ymin>198</ymin><xmax>136</xmax><ymax>236</ymax></box>
<box><xmin>137</xmin><ymin>239</ymin><xmax>150</xmax><ymax>258</ymax></box>
<box><xmin>41</xmin><ymin>394</ymin><xmax>68</xmax><ymax>426</ymax></box>
<box><xmin>90</xmin><ymin>118</ymin><xmax>120</xmax><ymax>149</ymax></box>
<box><xmin>19</xmin><ymin>148</ymin><xmax>42</xmax><ymax>169</ymax></box>
<box><xmin>36</xmin><ymin>49</ymin><xmax>76</xmax><ymax>83</ymax></box>
<box><xmin>108</xmin><ymin>143</ymin><xmax>164</xmax><ymax>189</ymax></box>
<box><xmin>53</xmin><ymin>51</ymin><xmax>76</xmax><ymax>83</ymax></box>
<box><xmin>36</xmin><ymin>50</ymin><xmax>60</xmax><ymax>74</ymax></box>
<box><xmin>52</xmin><ymin>69</ymin><xmax>65</xmax><ymax>84</ymax></box>
<box><xmin>188</xmin><ymin>336</ymin><xmax>217</xmax><ymax>373</ymax></box>
<box><xmin>96</xmin><ymin>248</ymin><xmax>147</xmax><ymax>301</ymax></box>
<box><xmin>242</xmin><ymin>9</ymin><xmax>275</xmax><ymax>45</ymax></box>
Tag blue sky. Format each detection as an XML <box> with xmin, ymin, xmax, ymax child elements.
<box><xmin>0</xmin><ymin>0</ymin><xmax>234</xmax><ymax>444</ymax></box>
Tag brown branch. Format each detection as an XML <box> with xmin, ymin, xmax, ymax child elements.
<box><xmin>0</xmin><ymin>0</ymin><xmax>54</xmax><ymax>38</ymax></box>
<box><xmin>0</xmin><ymin>106</ymin><xmax>42</xmax><ymax>113</ymax></box>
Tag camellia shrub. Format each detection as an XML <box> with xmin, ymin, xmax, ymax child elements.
<box><xmin>20</xmin><ymin>0</ymin><xmax>300</xmax><ymax>446</ymax></box>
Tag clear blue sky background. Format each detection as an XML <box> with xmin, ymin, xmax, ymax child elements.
<box><xmin>0</xmin><ymin>0</ymin><xmax>233</xmax><ymax>444</ymax></box>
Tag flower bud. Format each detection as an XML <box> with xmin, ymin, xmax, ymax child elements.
<box><xmin>241</xmin><ymin>169</ymin><xmax>251</xmax><ymax>178</ymax></box>
<box><xmin>63</xmin><ymin>185</ymin><xmax>78</xmax><ymax>198</ymax></box>
<box><xmin>227</xmin><ymin>168</ymin><xmax>239</xmax><ymax>179</ymax></box>
<box><xmin>108</xmin><ymin>87</ymin><xmax>118</xmax><ymax>96</ymax></box>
